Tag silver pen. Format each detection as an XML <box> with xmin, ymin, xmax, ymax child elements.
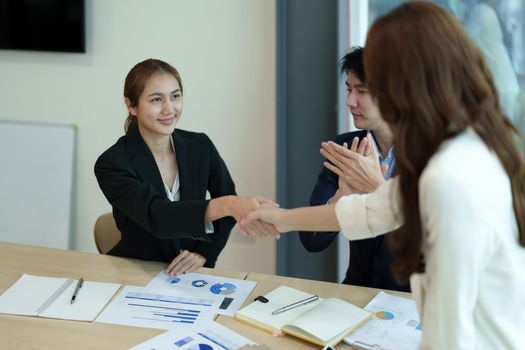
<box><xmin>70</xmin><ymin>278</ymin><xmax>84</xmax><ymax>304</ymax></box>
<box><xmin>271</xmin><ymin>295</ymin><xmax>319</xmax><ymax>315</ymax></box>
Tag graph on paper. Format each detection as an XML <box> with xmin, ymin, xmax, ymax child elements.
<box><xmin>95</xmin><ymin>286</ymin><xmax>218</xmax><ymax>330</ymax></box>
<box><xmin>125</xmin><ymin>291</ymin><xmax>214</xmax><ymax>307</ymax></box>
<box><xmin>129</xmin><ymin>321</ymin><xmax>256</xmax><ymax>350</ymax></box>
<box><xmin>345</xmin><ymin>291</ymin><xmax>422</xmax><ymax>350</ymax></box>
<box><xmin>146</xmin><ymin>272</ymin><xmax>257</xmax><ymax>316</ymax></box>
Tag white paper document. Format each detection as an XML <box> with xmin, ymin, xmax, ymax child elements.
<box><xmin>0</xmin><ymin>274</ymin><xmax>121</xmax><ymax>321</ymax></box>
<box><xmin>129</xmin><ymin>320</ymin><xmax>256</xmax><ymax>350</ymax></box>
<box><xmin>146</xmin><ymin>271</ymin><xmax>257</xmax><ymax>316</ymax></box>
<box><xmin>96</xmin><ymin>286</ymin><xmax>219</xmax><ymax>330</ymax></box>
<box><xmin>344</xmin><ymin>291</ymin><xmax>422</xmax><ymax>350</ymax></box>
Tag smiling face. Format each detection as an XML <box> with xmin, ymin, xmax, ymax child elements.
<box><xmin>346</xmin><ymin>72</ymin><xmax>385</xmax><ymax>131</ymax></box>
<box><xmin>126</xmin><ymin>73</ymin><xmax>183</xmax><ymax>140</ymax></box>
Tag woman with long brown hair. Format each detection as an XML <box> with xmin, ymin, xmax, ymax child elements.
<box><xmin>95</xmin><ymin>59</ymin><xmax>276</xmax><ymax>276</ymax></box>
<box><xmin>242</xmin><ymin>2</ymin><xmax>525</xmax><ymax>348</ymax></box>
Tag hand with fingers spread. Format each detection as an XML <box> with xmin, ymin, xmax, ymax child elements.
<box><xmin>166</xmin><ymin>250</ymin><xmax>206</xmax><ymax>276</ymax></box>
<box><xmin>320</xmin><ymin>133</ymin><xmax>387</xmax><ymax>194</ymax></box>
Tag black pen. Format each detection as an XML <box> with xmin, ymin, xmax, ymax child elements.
<box><xmin>70</xmin><ymin>278</ymin><xmax>84</xmax><ymax>304</ymax></box>
<box><xmin>272</xmin><ymin>295</ymin><xmax>319</xmax><ymax>315</ymax></box>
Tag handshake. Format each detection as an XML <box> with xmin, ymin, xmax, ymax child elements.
<box><xmin>224</xmin><ymin>195</ymin><xmax>285</xmax><ymax>240</ymax></box>
<box><xmin>224</xmin><ymin>135</ymin><xmax>385</xmax><ymax>239</ymax></box>
<box><xmin>221</xmin><ymin>135</ymin><xmax>384</xmax><ymax>239</ymax></box>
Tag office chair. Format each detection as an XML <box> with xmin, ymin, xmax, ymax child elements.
<box><xmin>93</xmin><ymin>213</ymin><xmax>121</xmax><ymax>254</ymax></box>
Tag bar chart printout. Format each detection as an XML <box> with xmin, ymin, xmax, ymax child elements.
<box><xmin>147</xmin><ymin>271</ymin><xmax>257</xmax><ymax>316</ymax></box>
<box><xmin>95</xmin><ymin>286</ymin><xmax>219</xmax><ymax>330</ymax></box>
<box><xmin>129</xmin><ymin>321</ymin><xmax>256</xmax><ymax>350</ymax></box>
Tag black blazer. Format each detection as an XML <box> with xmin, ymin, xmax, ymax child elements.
<box><xmin>299</xmin><ymin>130</ymin><xmax>410</xmax><ymax>292</ymax></box>
<box><xmin>94</xmin><ymin>126</ymin><xmax>236</xmax><ymax>267</ymax></box>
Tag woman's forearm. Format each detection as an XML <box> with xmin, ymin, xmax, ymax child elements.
<box><xmin>205</xmin><ymin>196</ymin><xmax>233</xmax><ymax>222</ymax></box>
<box><xmin>282</xmin><ymin>204</ymin><xmax>341</xmax><ymax>232</ymax></box>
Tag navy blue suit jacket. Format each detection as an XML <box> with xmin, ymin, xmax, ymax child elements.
<box><xmin>299</xmin><ymin>130</ymin><xmax>410</xmax><ymax>292</ymax></box>
<box><xmin>94</xmin><ymin>126</ymin><xmax>235</xmax><ymax>267</ymax></box>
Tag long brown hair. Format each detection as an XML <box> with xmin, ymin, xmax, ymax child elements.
<box><xmin>364</xmin><ymin>1</ymin><xmax>525</xmax><ymax>283</ymax></box>
<box><xmin>123</xmin><ymin>59</ymin><xmax>183</xmax><ymax>133</ymax></box>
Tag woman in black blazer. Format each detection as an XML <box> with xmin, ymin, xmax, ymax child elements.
<box><xmin>95</xmin><ymin>59</ymin><xmax>275</xmax><ymax>275</ymax></box>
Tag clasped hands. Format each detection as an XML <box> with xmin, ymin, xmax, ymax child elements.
<box><xmin>166</xmin><ymin>136</ymin><xmax>385</xmax><ymax>275</ymax></box>
<box><xmin>228</xmin><ymin>195</ymin><xmax>282</xmax><ymax>239</ymax></box>
<box><xmin>238</xmin><ymin>134</ymin><xmax>387</xmax><ymax>237</ymax></box>
<box><xmin>166</xmin><ymin>195</ymin><xmax>280</xmax><ymax>276</ymax></box>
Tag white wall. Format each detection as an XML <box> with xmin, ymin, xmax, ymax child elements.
<box><xmin>0</xmin><ymin>0</ymin><xmax>276</xmax><ymax>274</ymax></box>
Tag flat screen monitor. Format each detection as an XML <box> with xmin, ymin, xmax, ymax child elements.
<box><xmin>0</xmin><ymin>0</ymin><xmax>85</xmax><ymax>53</ymax></box>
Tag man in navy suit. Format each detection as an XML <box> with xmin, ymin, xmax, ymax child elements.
<box><xmin>299</xmin><ymin>47</ymin><xmax>409</xmax><ymax>292</ymax></box>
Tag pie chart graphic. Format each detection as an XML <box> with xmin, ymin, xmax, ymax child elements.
<box><xmin>210</xmin><ymin>282</ymin><xmax>237</xmax><ymax>295</ymax></box>
<box><xmin>192</xmin><ymin>279</ymin><xmax>208</xmax><ymax>287</ymax></box>
<box><xmin>375</xmin><ymin>311</ymin><xmax>395</xmax><ymax>320</ymax></box>
<box><xmin>166</xmin><ymin>276</ymin><xmax>181</xmax><ymax>284</ymax></box>
<box><xmin>187</xmin><ymin>344</ymin><xmax>213</xmax><ymax>350</ymax></box>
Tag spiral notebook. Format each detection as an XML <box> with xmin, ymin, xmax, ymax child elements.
<box><xmin>0</xmin><ymin>274</ymin><xmax>121</xmax><ymax>321</ymax></box>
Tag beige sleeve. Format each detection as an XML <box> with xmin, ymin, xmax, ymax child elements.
<box><xmin>335</xmin><ymin>177</ymin><xmax>402</xmax><ymax>240</ymax></box>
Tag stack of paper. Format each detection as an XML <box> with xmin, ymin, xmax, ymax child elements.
<box><xmin>344</xmin><ymin>291</ymin><xmax>422</xmax><ymax>350</ymax></box>
<box><xmin>95</xmin><ymin>271</ymin><xmax>259</xmax><ymax>349</ymax></box>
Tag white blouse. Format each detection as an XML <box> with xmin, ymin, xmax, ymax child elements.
<box><xmin>335</xmin><ymin>128</ymin><xmax>525</xmax><ymax>349</ymax></box>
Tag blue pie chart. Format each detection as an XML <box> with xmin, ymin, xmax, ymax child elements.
<box><xmin>210</xmin><ymin>283</ymin><xmax>237</xmax><ymax>295</ymax></box>
<box><xmin>166</xmin><ymin>276</ymin><xmax>181</xmax><ymax>284</ymax></box>
<box><xmin>192</xmin><ymin>279</ymin><xmax>208</xmax><ymax>287</ymax></box>
<box><xmin>187</xmin><ymin>344</ymin><xmax>213</xmax><ymax>350</ymax></box>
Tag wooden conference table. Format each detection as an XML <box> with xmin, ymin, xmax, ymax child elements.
<box><xmin>0</xmin><ymin>242</ymin><xmax>411</xmax><ymax>349</ymax></box>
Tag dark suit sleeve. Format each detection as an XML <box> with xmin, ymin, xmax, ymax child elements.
<box><xmin>299</xmin><ymin>133</ymin><xmax>358</xmax><ymax>252</ymax></box>
<box><xmin>94</xmin><ymin>146</ymin><xmax>210</xmax><ymax>240</ymax></box>
<box><xmin>298</xmin><ymin>164</ymin><xmax>340</xmax><ymax>252</ymax></box>
<box><xmin>190</xmin><ymin>134</ymin><xmax>236</xmax><ymax>267</ymax></box>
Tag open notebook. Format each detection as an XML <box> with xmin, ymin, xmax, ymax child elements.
<box><xmin>0</xmin><ymin>274</ymin><xmax>121</xmax><ymax>321</ymax></box>
<box><xmin>235</xmin><ymin>285</ymin><xmax>371</xmax><ymax>347</ymax></box>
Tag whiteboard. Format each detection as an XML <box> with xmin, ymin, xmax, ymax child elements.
<box><xmin>0</xmin><ymin>121</ymin><xmax>75</xmax><ymax>249</ymax></box>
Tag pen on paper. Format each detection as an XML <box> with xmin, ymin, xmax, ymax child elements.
<box><xmin>271</xmin><ymin>295</ymin><xmax>319</xmax><ymax>315</ymax></box>
<box><xmin>70</xmin><ymin>278</ymin><xmax>84</xmax><ymax>304</ymax></box>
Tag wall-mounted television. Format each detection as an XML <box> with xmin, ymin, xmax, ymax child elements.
<box><xmin>0</xmin><ymin>0</ymin><xmax>85</xmax><ymax>53</ymax></box>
